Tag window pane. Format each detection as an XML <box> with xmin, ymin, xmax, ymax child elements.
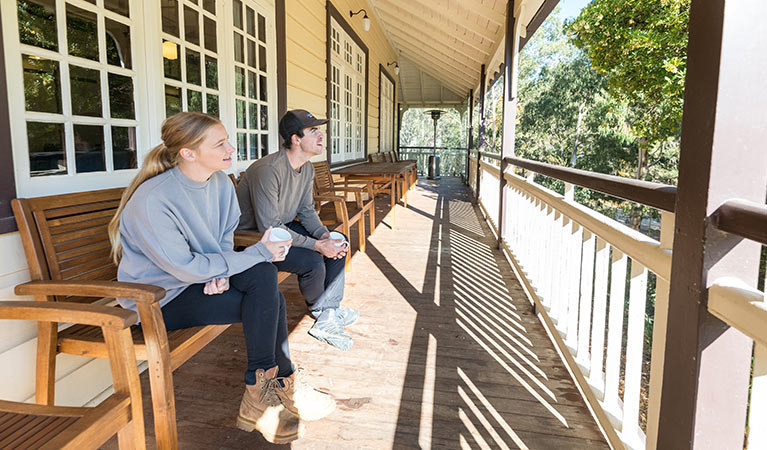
<box><xmin>247</xmin><ymin>39</ymin><xmax>257</xmax><ymax>69</ymax></box>
<box><xmin>247</xmin><ymin>71</ymin><xmax>256</xmax><ymax>99</ymax></box>
<box><xmin>236</xmin><ymin>100</ymin><xmax>246</xmax><ymax>128</ymax></box>
<box><xmin>203</xmin><ymin>0</ymin><xmax>215</xmax><ymax>14</ymax></box>
<box><xmin>17</xmin><ymin>0</ymin><xmax>58</xmax><ymax>51</ymax></box>
<box><xmin>22</xmin><ymin>55</ymin><xmax>61</xmax><ymax>113</ymax></box>
<box><xmin>249</xmin><ymin>133</ymin><xmax>257</xmax><ymax>159</ymax></box>
<box><xmin>165</xmin><ymin>85</ymin><xmax>181</xmax><ymax>117</ymax></box>
<box><xmin>237</xmin><ymin>133</ymin><xmax>246</xmax><ymax>160</ymax></box>
<box><xmin>258</xmin><ymin>14</ymin><xmax>266</xmax><ymax>43</ymax></box>
<box><xmin>246</xmin><ymin>7</ymin><xmax>255</xmax><ymax>37</ymax></box>
<box><xmin>28</xmin><ymin>122</ymin><xmax>66</xmax><ymax>177</ymax></box>
<box><xmin>112</xmin><ymin>126</ymin><xmax>137</xmax><ymax>170</ymax></box>
<box><xmin>248</xmin><ymin>102</ymin><xmax>257</xmax><ymax>129</ymax></box>
<box><xmin>184</xmin><ymin>6</ymin><xmax>199</xmax><ymax>46</ymax></box>
<box><xmin>261</xmin><ymin>134</ymin><xmax>268</xmax><ymax>158</ymax></box>
<box><xmin>235</xmin><ymin>67</ymin><xmax>245</xmax><ymax>96</ymax></box>
<box><xmin>258</xmin><ymin>44</ymin><xmax>266</xmax><ymax>72</ymax></box>
<box><xmin>206</xmin><ymin>94</ymin><xmax>219</xmax><ymax>117</ymax></box>
<box><xmin>260</xmin><ymin>104</ymin><xmax>268</xmax><ymax>130</ymax></box>
<box><xmin>163</xmin><ymin>41</ymin><xmax>181</xmax><ymax>80</ymax></box>
<box><xmin>67</xmin><ymin>4</ymin><xmax>99</xmax><ymax>61</ymax></box>
<box><xmin>186</xmin><ymin>49</ymin><xmax>201</xmax><ymax>85</ymax></box>
<box><xmin>70</xmin><ymin>65</ymin><xmax>101</xmax><ymax>117</ymax></box>
<box><xmin>188</xmin><ymin>89</ymin><xmax>202</xmax><ymax>112</ymax></box>
<box><xmin>161</xmin><ymin>0</ymin><xmax>179</xmax><ymax>37</ymax></box>
<box><xmin>259</xmin><ymin>74</ymin><xmax>267</xmax><ymax>101</ymax></box>
<box><xmin>233</xmin><ymin>32</ymin><xmax>243</xmax><ymax>63</ymax></box>
<box><xmin>105</xmin><ymin>19</ymin><xmax>132</xmax><ymax>69</ymax></box>
<box><xmin>203</xmin><ymin>16</ymin><xmax>217</xmax><ymax>52</ymax></box>
<box><xmin>104</xmin><ymin>0</ymin><xmax>129</xmax><ymax>17</ymax></box>
<box><xmin>205</xmin><ymin>56</ymin><xmax>218</xmax><ymax>89</ymax></box>
<box><xmin>108</xmin><ymin>73</ymin><xmax>134</xmax><ymax>119</ymax></box>
<box><xmin>233</xmin><ymin>0</ymin><xmax>242</xmax><ymax>29</ymax></box>
<box><xmin>74</xmin><ymin>124</ymin><xmax>105</xmax><ymax>173</ymax></box>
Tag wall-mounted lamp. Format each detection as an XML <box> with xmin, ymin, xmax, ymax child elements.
<box><xmin>350</xmin><ymin>9</ymin><xmax>371</xmax><ymax>32</ymax></box>
<box><xmin>386</xmin><ymin>61</ymin><xmax>400</xmax><ymax>76</ymax></box>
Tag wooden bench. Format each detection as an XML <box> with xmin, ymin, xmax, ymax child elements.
<box><xmin>11</xmin><ymin>188</ymin><xmax>289</xmax><ymax>450</ymax></box>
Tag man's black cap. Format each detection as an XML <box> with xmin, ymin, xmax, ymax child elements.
<box><xmin>279</xmin><ymin>109</ymin><xmax>329</xmax><ymax>143</ymax></box>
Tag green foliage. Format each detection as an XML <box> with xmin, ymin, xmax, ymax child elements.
<box><xmin>568</xmin><ymin>0</ymin><xmax>691</xmax><ymax>146</ymax></box>
<box><xmin>400</xmin><ymin>108</ymin><xmax>466</xmax><ymax>149</ymax></box>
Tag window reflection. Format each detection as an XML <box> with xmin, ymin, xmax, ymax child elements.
<box><xmin>105</xmin><ymin>19</ymin><xmax>132</xmax><ymax>69</ymax></box>
<box><xmin>165</xmin><ymin>85</ymin><xmax>181</xmax><ymax>117</ymax></box>
<box><xmin>17</xmin><ymin>0</ymin><xmax>58</xmax><ymax>51</ymax></box>
<box><xmin>112</xmin><ymin>126</ymin><xmax>137</xmax><ymax>170</ymax></box>
<box><xmin>28</xmin><ymin>122</ymin><xmax>66</xmax><ymax>177</ymax></box>
<box><xmin>70</xmin><ymin>65</ymin><xmax>102</xmax><ymax>117</ymax></box>
<box><xmin>188</xmin><ymin>89</ymin><xmax>202</xmax><ymax>112</ymax></box>
<box><xmin>74</xmin><ymin>124</ymin><xmax>105</xmax><ymax>173</ymax></box>
<box><xmin>206</xmin><ymin>94</ymin><xmax>219</xmax><ymax>117</ymax></box>
<box><xmin>161</xmin><ymin>0</ymin><xmax>179</xmax><ymax>37</ymax></box>
<box><xmin>108</xmin><ymin>73</ymin><xmax>135</xmax><ymax>119</ymax></box>
<box><xmin>67</xmin><ymin>4</ymin><xmax>99</xmax><ymax>61</ymax></box>
<box><xmin>22</xmin><ymin>55</ymin><xmax>61</xmax><ymax>113</ymax></box>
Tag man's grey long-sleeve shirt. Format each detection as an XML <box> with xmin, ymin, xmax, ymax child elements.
<box><xmin>117</xmin><ymin>167</ymin><xmax>273</xmax><ymax>311</ymax></box>
<box><xmin>236</xmin><ymin>150</ymin><xmax>329</xmax><ymax>249</ymax></box>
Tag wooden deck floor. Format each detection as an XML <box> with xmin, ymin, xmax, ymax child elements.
<box><xmin>105</xmin><ymin>177</ymin><xmax>609</xmax><ymax>449</ymax></box>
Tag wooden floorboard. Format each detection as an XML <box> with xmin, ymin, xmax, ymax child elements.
<box><xmin>102</xmin><ymin>177</ymin><xmax>609</xmax><ymax>449</ymax></box>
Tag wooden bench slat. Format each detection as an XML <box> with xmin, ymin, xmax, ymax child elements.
<box><xmin>57</xmin><ymin>248</ymin><xmax>112</xmax><ymax>272</ymax></box>
<box><xmin>50</xmin><ymin>225</ymin><xmax>109</xmax><ymax>245</ymax></box>
<box><xmin>53</xmin><ymin>236</ymin><xmax>111</xmax><ymax>256</ymax></box>
<box><xmin>65</xmin><ymin>266</ymin><xmax>117</xmax><ymax>283</ymax></box>
<box><xmin>41</xmin><ymin>200</ymin><xmax>120</xmax><ymax>220</ymax></box>
<box><xmin>47</xmin><ymin>208</ymin><xmax>114</xmax><ymax>229</ymax></box>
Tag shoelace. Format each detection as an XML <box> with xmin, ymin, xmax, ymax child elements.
<box><xmin>258</xmin><ymin>377</ymin><xmax>284</xmax><ymax>406</ymax></box>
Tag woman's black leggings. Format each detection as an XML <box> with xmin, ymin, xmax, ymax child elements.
<box><xmin>160</xmin><ymin>262</ymin><xmax>293</xmax><ymax>384</ymax></box>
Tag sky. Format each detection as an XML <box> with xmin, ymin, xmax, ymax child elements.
<box><xmin>558</xmin><ymin>0</ymin><xmax>592</xmax><ymax>19</ymax></box>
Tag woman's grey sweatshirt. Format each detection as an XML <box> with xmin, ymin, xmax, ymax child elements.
<box><xmin>117</xmin><ymin>166</ymin><xmax>273</xmax><ymax>311</ymax></box>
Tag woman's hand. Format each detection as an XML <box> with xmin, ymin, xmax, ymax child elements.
<box><xmin>204</xmin><ymin>277</ymin><xmax>229</xmax><ymax>295</ymax></box>
<box><xmin>260</xmin><ymin>226</ymin><xmax>292</xmax><ymax>262</ymax></box>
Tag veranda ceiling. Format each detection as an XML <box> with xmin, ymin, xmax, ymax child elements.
<box><xmin>368</xmin><ymin>0</ymin><xmax>558</xmax><ymax>106</ymax></box>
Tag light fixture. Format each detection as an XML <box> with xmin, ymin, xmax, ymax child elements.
<box><xmin>386</xmin><ymin>61</ymin><xmax>399</xmax><ymax>76</ymax></box>
<box><xmin>162</xmin><ymin>40</ymin><xmax>178</xmax><ymax>60</ymax></box>
<box><xmin>350</xmin><ymin>9</ymin><xmax>371</xmax><ymax>32</ymax></box>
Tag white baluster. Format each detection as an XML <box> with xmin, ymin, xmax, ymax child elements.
<box><xmin>565</xmin><ymin>221</ymin><xmax>583</xmax><ymax>352</ymax></box>
<box><xmin>576</xmin><ymin>231</ymin><xmax>596</xmax><ymax>372</ymax></box>
<box><xmin>621</xmin><ymin>260</ymin><xmax>649</xmax><ymax>448</ymax></box>
<box><xmin>747</xmin><ymin>267</ymin><xmax>767</xmax><ymax>450</ymax></box>
<box><xmin>588</xmin><ymin>238</ymin><xmax>610</xmax><ymax>396</ymax></box>
<box><xmin>603</xmin><ymin>249</ymin><xmax>627</xmax><ymax>426</ymax></box>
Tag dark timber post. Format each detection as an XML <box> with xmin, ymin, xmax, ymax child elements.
<box><xmin>498</xmin><ymin>0</ymin><xmax>517</xmax><ymax>249</ymax></box>
<box><xmin>474</xmin><ymin>64</ymin><xmax>486</xmax><ymax>203</ymax></box>
<box><xmin>465</xmin><ymin>89</ymin><xmax>474</xmax><ymax>185</ymax></box>
<box><xmin>656</xmin><ymin>0</ymin><xmax>767</xmax><ymax>448</ymax></box>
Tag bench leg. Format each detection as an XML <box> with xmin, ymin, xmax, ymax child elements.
<box><xmin>35</xmin><ymin>321</ymin><xmax>57</xmax><ymax>405</ymax></box>
<box><xmin>358</xmin><ymin>213</ymin><xmax>366</xmax><ymax>254</ymax></box>
<box><xmin>368</xmin><ymin>203</ymin><xmax>375</xmax><ymax>236</ymax></box>
<box><xmin>136</xmin><ymin>304</ymin><xmax>179</xmax><ymax>450</ymax></box>
<box><xmin>105</xmin><ymin>328</ymin><xmax>147</xmax><ymax>450</ymax></box>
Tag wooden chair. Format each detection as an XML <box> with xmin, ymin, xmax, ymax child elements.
<box><xmin>11</xmin><ymin>189</ymin><xmax>289</xmax><ymax>450</ymax></box>
<box><xmin>312</xmin><ymin>161</ymin><xmax>375</xmax><ymax>272</ymax></box>
<box><xmin>392</xmin><ymin>151</ymin><xmax>418</xmax><ymax>190</ymax></box>
<box><xmin>227</xmin><ymin>172</ymin><xmax>238</xmax><ymax>187</ymax></box>
<box><xmin>0</xmin><ymin>301</ymin><xmax>145</xmax><ymax>450</ymax></box>
<box><xmin>368</xmin><ymin>153</ymin><xmax>386</xmax><ymax>163</ymax></box>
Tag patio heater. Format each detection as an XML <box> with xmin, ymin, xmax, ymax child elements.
<box><xmin>425</xmin><ymin>109</ymin><xmax>444</xmax><ymax>180</ymax></box>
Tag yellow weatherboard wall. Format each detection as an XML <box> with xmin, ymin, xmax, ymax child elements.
<box><xmin>285</xmin><ymin>0</ymin><xmax>398</xmax><ymax>160</ymax></box>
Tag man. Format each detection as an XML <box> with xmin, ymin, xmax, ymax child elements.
<box><xmin>237</xmin><ymin>109</ymin><xmax>358</xmax><ymax>351</ymax></box>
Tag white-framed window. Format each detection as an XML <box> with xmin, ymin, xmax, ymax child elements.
<box><xmin>328</xmin><ymin>17</ymin><xmax>365</xmax><ymax>164</ymax></box>
<box><xmin>230</xmin><ymin>0</ymin><xmax>275</xmax><ymax>169</ymax></box>
<box><xmin>2</xmin><ymin>0</ymin><xmax>278</xmax><ymax>197</ymax></box>
<box><xmin>379</xmin><ymin>68</ymin><xmax>394</xmax><ymax>153</ymax></box>
<box><xmin>2</xmin><ymin>0</ymin><xmax>151</xmax><ymax>196</ymax></box>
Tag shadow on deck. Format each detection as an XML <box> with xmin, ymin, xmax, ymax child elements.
<box><xmin>104</xmin><ymin>177</ymin><xmax>609</xmax><ymax>449</ymax></box>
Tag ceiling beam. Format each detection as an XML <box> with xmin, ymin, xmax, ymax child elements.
<box><xmin>376</xmin><ymin>0</ymin><xmax>497</xmax><ymax>43</ymax></box>
<box><xmin>386</xmin><ymin>30</ymin><xmax>480</xmax><ymax>78</ymax></box>
<box><xmin>397</xmin><ymin>49</ymin><xmax>470</xmax><ymax>93</ymax></box>
<box><xmin>376</xmin><ymin>11</ymin><xmax>485</xmax><ymax>66</ymax></box>
<box><xmin>435</xmin><ymin>0</ymin><xmax>505</xmax><ymax>28</ymax></box>
<box><xmin>405</xmin><ymin>0</ymin><xmax>500</xmax><ymax>41</ymax></box>
<box><xmin>394</xmin><ymin>40</ymin><xmax>477</xmax><ymax>85</ymax></box>
<box><xmin>400</xmin><ymin>59</ymin><xmax>467</xmax><ymax>95</ymax></box>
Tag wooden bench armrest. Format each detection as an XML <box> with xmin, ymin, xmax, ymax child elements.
<box><xmin>0</xmin><ymin>300</ymin><xmax>137</xmax><ymax>329</ymax></box>
<box><xmin>314</xmin><ymin>194</ymin><xmax>345</xmax><ymax>203</ymax></box>
<box><xmin>233</xmin><ymin>230</ymin><xmax>264</xmax><ymax>247</ymax></box>
<box><xmin>15</xmin><ymin>280</ymin><xmax>165</xmax><ymax>304</ymax></box>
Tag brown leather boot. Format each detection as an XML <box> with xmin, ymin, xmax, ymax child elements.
<box><xmin>277</xmin><ymin>367</ymin><xmax>336</xmax><ymax>421</ymax></box>
<box><xmin>236</xmin><ymin>366</ymin><xmax>304</xmax><ymax>443</ymax></box>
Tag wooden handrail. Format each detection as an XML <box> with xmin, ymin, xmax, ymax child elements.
<box><xmin>505</xmin><ymin>156</ymin><xmax>678</xmax><ymax>212</ymax></box>
<box><xmin>480</xmin><ymin>151</ymin><xmax>501</xmax><ymax>161</ymax></box>
<box><xmin>713</xmin><ymin>199</ymin><xmax>767</xmax><ymax>246</ymax></box>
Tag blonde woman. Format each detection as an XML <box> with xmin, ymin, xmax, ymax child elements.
<box><xmin>108</xmin><ymin>112</ymin><xmax>333</xmax><ymax>444</ymax></box>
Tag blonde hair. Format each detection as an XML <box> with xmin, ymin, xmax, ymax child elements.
<box><xmin>109</xmin><ymin>112</ymin><xmax>222</xmax><ymax>264</ymax></box>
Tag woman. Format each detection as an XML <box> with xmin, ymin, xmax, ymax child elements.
<box><xmin>108</xmin><ymin>112</ymin><xmax>333</xmax><ymax>444</ymax></box>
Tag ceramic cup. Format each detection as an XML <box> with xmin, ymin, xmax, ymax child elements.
<box><xmin>328</xmin><ymin>230</ymin><xmax>349</xmax><ymax>248</ymax></box>
<box><xmin>269</xmin><ymin>227</ymin><xmax>292</xmax><ymax>256</ymax></box>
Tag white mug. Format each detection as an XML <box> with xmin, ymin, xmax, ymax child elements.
<box><xmin>269</xmin><ymin>227</ymin><xmax>292</xmax><ymax>256</ymax></box>
<box><xmin>328</xmin><ymin>231</ymin><xmax>349</xmax><ymax>248</ymax></box>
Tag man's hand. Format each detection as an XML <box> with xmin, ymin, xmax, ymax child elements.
<box><xmin>204</xmin><ymin>277</ymin><xmax>229</xmax><ymax>295</ymax></box>
<box><xmin>314</xmin><ymin>238</ymin><xmax>348</xmax><ymax>259</ymax></box>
